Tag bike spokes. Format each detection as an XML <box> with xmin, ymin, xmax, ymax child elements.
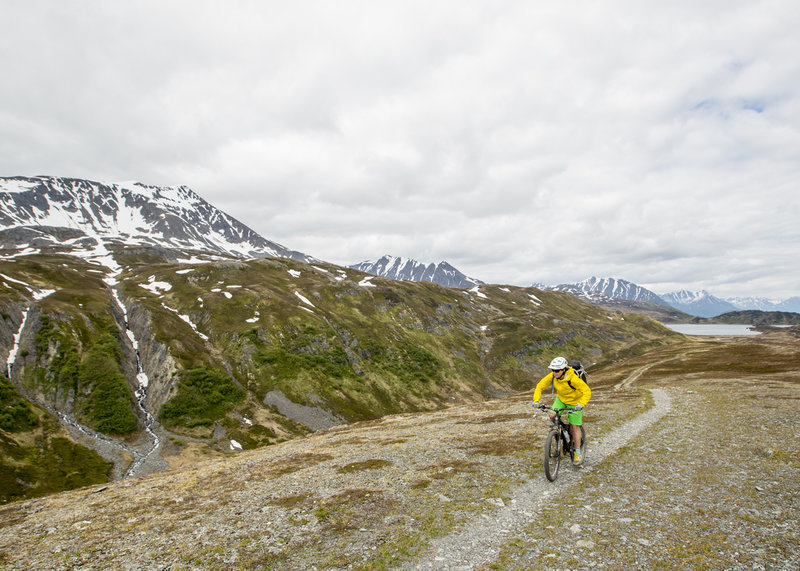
<box><xmin>544</xmin><ymin>430</ymin><xmax>561</xmax><ymax>481</ymax></box>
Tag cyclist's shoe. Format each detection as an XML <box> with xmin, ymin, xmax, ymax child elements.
<box><xmin>573</xmin><ymin>450</ymin><xmax>583</xmax><ymax>466</ymax></box>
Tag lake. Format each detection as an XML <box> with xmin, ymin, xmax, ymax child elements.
<box><xmin>664</xmin><ymin>323</ymin><xmax>761</xmax><ymax>336</ymax></box>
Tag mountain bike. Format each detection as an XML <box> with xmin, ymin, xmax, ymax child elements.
<box><xmin>535</xmin><ymin>404</ymin><xmax>586</xmax><ymax>482</ymax></box>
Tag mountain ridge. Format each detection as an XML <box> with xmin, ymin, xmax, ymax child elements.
<box><xmin>658</xmin><ymin>289</ymin><xmax>739</xmax><ymax>318</ymax></box>
<box><xmin>349</xmin><ymin>255</ymin><xmax>483</xmax><ymax>289</ymax></box>
<box><xmin>542</xmin><ymin>277</ymin><xmax>800</xmax><ymax>317</ymax></box>
<box><xmin>0</xmin><ymin>175</ymin><xmax>314</xmax><ymax>263</ymax></box>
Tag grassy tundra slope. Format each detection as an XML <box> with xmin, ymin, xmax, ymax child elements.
<box><xmin>1</xmin><ymin>252</ymin><xmax>680</xmax><ymax>502</ymax></box>
<box><xmin>0</xmin><ymin>328</ymin><xmax>797</xmax><ymax>569</ymax></box>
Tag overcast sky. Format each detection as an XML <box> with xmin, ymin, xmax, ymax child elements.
<box><xmin>2</xmin><ymin>1</ymin><xmax>799</xmax><ymax>299</ymax></box>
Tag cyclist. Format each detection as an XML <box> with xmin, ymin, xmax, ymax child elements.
<box><xmin>533</xmin><ymin>356</ymin><xmax>591</xmax><ymax>465</ymax></box>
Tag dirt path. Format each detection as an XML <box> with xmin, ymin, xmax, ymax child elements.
<box><xmin>405</xmin><ymin>388</ymin><xmax>672</xmax><ymax>569</ymax></box>
<box><xmin>614</xmin><ymin>362</ymin><xmax>657</xmax><ymax>389</ymax></box>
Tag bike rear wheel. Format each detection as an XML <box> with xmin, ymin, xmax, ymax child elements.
<box><xmin>544</xmin><ymin>429</ymin><xmax>561</xmax><ymax>481</ymax></box>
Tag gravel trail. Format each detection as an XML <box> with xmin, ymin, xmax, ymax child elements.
<box><xmin>406</xmin><ymin>388</ymin><xmax>672</xmax><ymax>570</ymax></box>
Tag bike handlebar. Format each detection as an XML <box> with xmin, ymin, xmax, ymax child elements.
<box><xmin>533</xmin><ymin>403</ymin><xmax>581</xmax><ymax>413</ymax></box>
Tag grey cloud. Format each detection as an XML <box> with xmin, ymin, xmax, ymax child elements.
<box><xmin>1</xmin><ymin>1</ymin><xmax>798</xmax><ymax>299</ymax></box>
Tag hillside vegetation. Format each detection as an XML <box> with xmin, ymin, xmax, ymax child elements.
<box><xmin>0</xmin><ymin>330</ymin><xmax>797</xmax><ymax>569</ymax></box>
<box><xmin>1</xmin><ymin>250</ymin><xmax>681</xmax><ymax>502</ymax></box>
<box><xmin>690</xmin><ymin>310</ymin><xmax>800</xmax><ymax>326</ymax></box>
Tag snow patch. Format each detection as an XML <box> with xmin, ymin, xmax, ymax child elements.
<box><xmin>140</xmin><ymin>275</ymin><xmax>172</xmax><ymax>294</ymax></box>
<box><xmin>161</xmin><ymin>304</ymin><xmax>209</xmax><ymax>341</ymax></box>
<box><xmin>6</xmin><ymin>309</ymin><xmax>30</xmax><ymax>374</ymax></box>
<box><xmin>468</xmin><ymin>286</ymin><xmax>487</xmax><ymax>299</ymax></box>
<box><xmin>33</xmin><ymin>288</ymin><xmax>56</xmax><ymax>300</ymax></box>
<box><xmin>294</xmin><ymin>291</ymin><xmax>315</xmax><ymax>307</ymax></box>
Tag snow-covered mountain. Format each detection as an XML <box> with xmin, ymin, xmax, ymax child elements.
<box><xmin>726</xmin><ymin>296</ymin><xmax>781</xmax><ymax>311</ymax></box>
<box><xmin>775</xmin><ymin>297</ymin><xmax>800</xmax><ymax>313</ymax></box>
<box><xmin>541</xmin><ymin>277</ymin><xmax>799</xmax><ymax>318</ymax></box>
<box><xmin>727</xmin><ymin>296</ymin><xmax>800</xmax><ymax>313</ymax></box>
<box><xmin>350</xmin><ymin>255</ymin><xmax>483</xmax><ymax>289</ymax></box>
<box><xmin>0</xmin><ymin>176</ymin><xmax>313</xmax><ymax>263</ymax></box>
<box><xmin>548</xmin><ymin>277</ymin><xmax>666</xmax><ymax>305</ymax></box>
<box><xmin>658</xmin><ymin>290</ymin><xmax>738</xmax><ymax>318</ymax></box>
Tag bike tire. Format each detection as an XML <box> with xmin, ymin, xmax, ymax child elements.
<box><xmin>544</xmin><ymin>429</ymin><xmax>561</xmax><ymax>481</ymax></box>
<box><xmin>579</xmin><ymin>425</ymin><xmax>586</xmax><ymax>461</ymax></box>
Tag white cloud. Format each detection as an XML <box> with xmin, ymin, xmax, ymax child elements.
<box><xmin>1</xmin><ymin>0</ymin><xmax>798</xmax><ymax>299</ymax></box>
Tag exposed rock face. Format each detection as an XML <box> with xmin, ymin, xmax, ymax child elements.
<box><xmin>263</xmin><ymin>390</ymin><xmax>346</xmax><ymax>431</ymax></box>
<box><xmin>9</xmin><ymin>309</ymin><xmax>78</xmax><ymax>414</ymax></box>
<box><xmin>0</xmin><ymin>301</ymin><xmax>26</xmax><ymax>374</ymax></box>
<box><xmin>121</xmin><ymin>296</ymin><xmax>179</xmax><ymax>416</ymax></box>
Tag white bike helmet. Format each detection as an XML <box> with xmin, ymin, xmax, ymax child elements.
<box><xmin>549</xmin><ymin>356</ymin><xmax>568</xmax><ymax>370</ymax></box>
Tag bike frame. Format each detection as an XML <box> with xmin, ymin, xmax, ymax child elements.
<box><xmin>536</xmin><ymin>404</ymin><xmax>586</xmax><ymax>482</ymax></box>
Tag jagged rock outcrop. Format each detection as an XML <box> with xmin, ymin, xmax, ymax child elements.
<box><xmin>118</xmin><ymin>294</ymin><xmax>179</xmax><ymax>415</ymax></box>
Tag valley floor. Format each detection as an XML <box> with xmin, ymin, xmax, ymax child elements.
<box><xmin>0</xmin><ymin>333</ymin><xmax>798</xmax><ymax>570</ymax></box>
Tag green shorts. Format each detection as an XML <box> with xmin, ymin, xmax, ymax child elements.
<box><xmin>553</xmin><ymin>397</ymin><xmax>583</xmax><ymax>425</ymax></box>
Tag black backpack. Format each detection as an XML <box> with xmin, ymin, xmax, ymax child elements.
<box><xmin>566</xmin><ymin>360</ymin><xmax>588</xmax><ymax>390</ymax></box>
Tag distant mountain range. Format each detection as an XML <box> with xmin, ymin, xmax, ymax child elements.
<box><xmin>547</xmin><ymin>276</ymin><xmax>665</xmax><ymax>305</ymax></box>
<box><xmin>350</xmin><ymin>255</ymin><xmax>483</xmax><ymax>289</ymax></box>
<box><xmin>659</xmin><ymin>290</ymin><xmax>738</xmax><ymax>317</ymax></box>
<box><xmin>352</xmin><ymin>258</ymin><xmax>799</xmax><ymax>317</ymax></box>
<box><xmin>542</xmin><ymin>277</ymin><xmax>800</xmax><ymax>317</ymax></box>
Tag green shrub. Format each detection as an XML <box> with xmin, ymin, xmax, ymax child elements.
<box><xmin>33</xmin><ymin>437</ymin><xmax>113</xmax><ymax>491</ymax></box>
<box><xmin>245</xmin><ymin>325</ymin><xmax>359</xmax><ymax>389</ymax></box>
<box><xmin>35</xmin><ymin>316</ymin><xmax>137</xmax><ymax>436</ymax></box>
<box><xmin>0</xmin><ymin>436</ymin><xmax>112</xmax><ymax>503</ymax></box>
<box><xmin>0</xmin><ymin>377</ymin><xmax>39</xmax><ymax>432</ymax></box>
<box><xmin>255</xmin><ymin>345</ymin><xmax>356</xmax><ymax>381</ymax></box>
<box><xmin>79</xmin><ymin>333</ymin><xmax>138</xmax><ymax>435</ymax></box>
<box><xmin>361</xmin><ymin>339</ymin><xmax>440</xmax><ymax>383</ymax></box>
<box><xmin>159</xmin><ymin>367</ymin><xmax>245</xmax><ymax>428</ymax></box>
<box><xmin>35</xmin><ymin>314</ymin><xmax>80</xmax><ymax>392</ymax></box>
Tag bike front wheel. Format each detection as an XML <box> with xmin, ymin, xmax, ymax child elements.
<box><xmin>544</xmin><ymin>429</ymin><xmax>561</xmax><ymax>481</ymax></box>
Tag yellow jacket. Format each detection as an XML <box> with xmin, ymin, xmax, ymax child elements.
<box><xmin>533</xmin><ymin>367</ymin><xmax>591</xmax><ymax>406</ymax></box>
